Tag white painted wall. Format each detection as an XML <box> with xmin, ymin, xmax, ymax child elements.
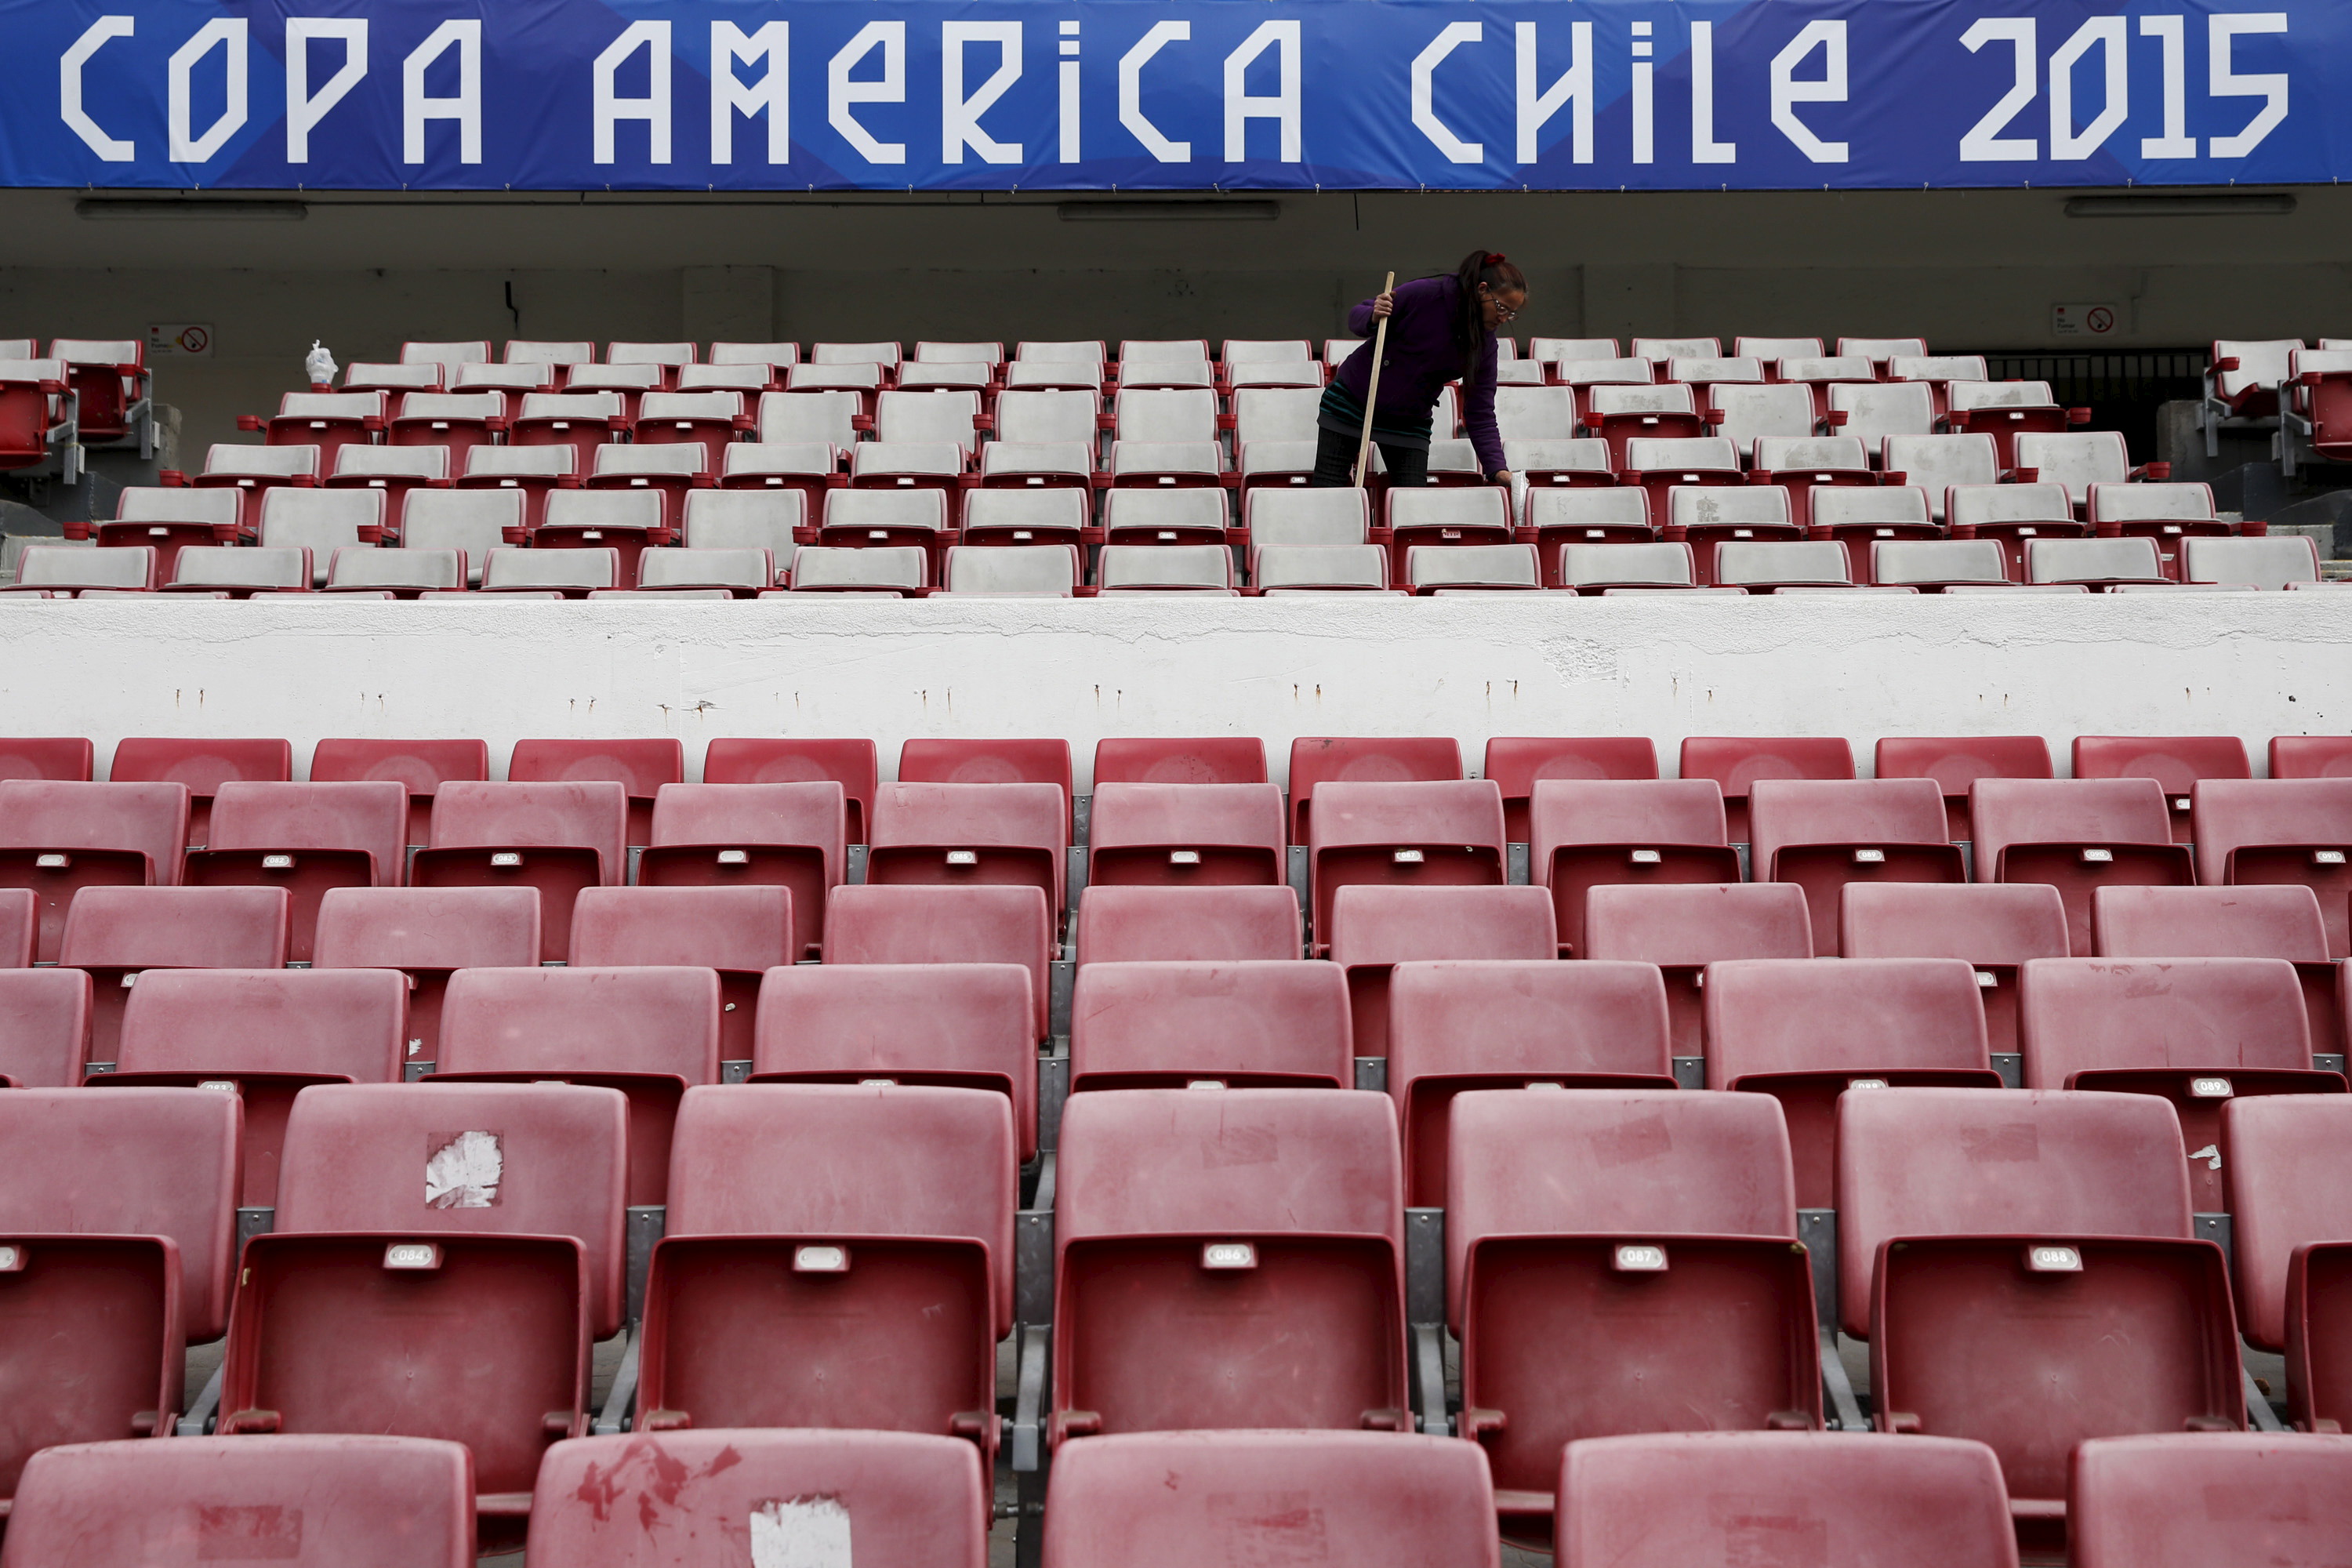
<box><xmin>2</xmin><ymin>594</ymin><xmax>2345</xmax><ymax>786</ymax></box>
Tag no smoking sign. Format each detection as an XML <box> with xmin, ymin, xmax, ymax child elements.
<box><xmin>2053</xmin><ymin>303</ymin><xmax>2121</xmax><ymax>338</ymax></box>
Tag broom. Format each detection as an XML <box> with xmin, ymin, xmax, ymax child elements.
<box><xmin>1351</xmin><ymin>271</ymin><xmax>1396</xmax><ymax>488</ymax></box>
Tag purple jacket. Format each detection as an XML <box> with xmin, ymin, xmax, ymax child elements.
<box><xmin>1334</xmin><ymin>274</ymin><xmax>1505</xmax><ymax>478</ymax></box>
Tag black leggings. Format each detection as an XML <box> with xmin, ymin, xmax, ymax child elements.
<box><xmin>1307</xmin><ymin>423</ymin><xmax>1429</xmax><ymax>488</ymax></box>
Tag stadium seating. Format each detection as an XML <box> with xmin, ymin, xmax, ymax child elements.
<box><xmin>1705</xmin><ymin>958</ymin><xmax>1999</xmax><ymax>1205</ymax></box>
<box><xmin>1094</xmin><ymin>736</ymin><xmax>1269</xmax><ymax>786</ymax></box>
<box><xmin>826</xmin><ymin>884</ymin><xmax>1054</xmax><ymax>1040</ymax></box>
<box><xmin>410</xmin><ymin>781</ymin><xmax>627</xmax><ymax>960</ymax></box>
<box><xmin>2189</xmin><ymin>779</ymin><xmax>2352</xmax><ymax>956</ymax></box>
<box><xmin>311</xmin><ymin>886</ymin><xmax>540</xmax><ymax>1062</ymax></box>
<box><xmin>1875</xmin><ymin>735</ymin><xmax>2054</xmax><ymax>840</ymax></box>
<box><xmin>2272</xmin><ymin>735</ymin><xmax>2352</xmax><ymax>780</ymax></box>
<box><xmin>1</xmin><ymin>1434</ymin><xmax>477</xmax><ymax>1568</ymax></box>
<box><xmin>1836</xmin><ymin>1089</ymin><xmax>2241</xmax><ymax>1523</ymax></box>
<box><xmin>1840</xmin><ymin>882</ymin><xmax>2070</xmax><ymax>1059</ymax></box>
<box><xmin>1086</xmin><ymin>782</ymin><xmax>1284</xmax><ymax>887</ymax></box>
<box><xmin>1388</xmin><ymin>960</ymin><xmax>1673</xmax><ymax>1205</ymax></box>
<box><xmin>165</xmin><ymin>544</ymin><xmax>310</xmax><ymax>596</ymax></box>
<box><xmin>1070</xmin><ymin>959</ymin><xmax>1349</xmax><ymax>1091</ymax></box>
<box><xmin>180</xmin><ymin>780</ymin><xmax>407</xmax><ymax>962</ymax></box>
<box><xmin>704</xmin><ymin>737</ymin><xmax>878</xmax><ymax>844</ymax></box>
<box><xmin>634</xmin><ymin>781</ymin><xmax>844</xmax><ymax>959</ymax></box>
<box><xmin>866</xmin><ymin>782</ymin><xmax>1067</xmax><ymax>924</ymax></box>
<box><xmin>0</xmin><ymin>737</ymin><xmax>93</xmax><ymax>783</ymax></box>
<box><xmin>636</xmin><ymin>1084</ymin><xmax>1014</xmax><ymax>1454</ymax></box>
<box><xmin>0</xmin><ymin>780</ymin><xmax>190</xmax><ymax>960</ymax></box>
<box><xmin>1447</xmin><ymin>1089</ymin><xmax>1820</xmax><ymax>1520</ymax></box>
<box><xmin>218</xmin><ymin>1083</ymin><xmax>627</xmax><ymax>1534</ymax></box>
<box><xmin>2092</xmin><ymin>884</ymin><xmax>2345</xmax><ymax>1058</ymax></box>
<box><xmin>0</xmin><ymin>1087</ymin><xmax>239</xmax><ymax>1503</ymax></box>
<box><xmin>0</xmin><ymin>886</ymin><xmax>27</xmax><ymax>966</ymax></box>
<box><xmin>568</xmin><ymin>884</ymin><xmax>791</xmax><ymax>1059</ymax></box>
<box><xmin>1679</xmin><ymin>736</ymin><xmax>1855</xmax><ymax>843</ymax></box>
<box><xmin>510</xmin><ymin>738</ymin><xmax>684</xmax><ymax>850</ymax></box>
<box><xmin>111</xmin><ymin>737</ymin><xmax>292</xmax><ymax>848</ymax></box>
<box><xmin>528</xmin><ymin>1430</ymin><xmax>988</xmax><ymax>1566</ymax></box>
<box><xmin>1041</xmin><ymin>1432</ymin><xmax>1497</xmax><ymax>1567</ymax></box>
<box><xmin>0</xmin><ymin>966</ymin><xmax>91</xmax><ymax>1086</ymax></box>
<box><xmin>1051</xmin><ymin>1087</ymin><xmax>1406</xmax><ymax>1443</ymax></box>
<box><xmin>2020</xmin><ymin>956</ymin><xmax>2336</xmax><ymax>1211</ymax></box>
<box><xmin>2074</xmin><ymin>735</ymin><xmax>2252</xmax><ymax>843</ymax></box>
<box><xmin>1287</xmin><ymin>736</ymin><xmax>1461</xmax><ymax>841</ymax></box>
<box><xmin>1970</xmin><ymin>779</ymin><xmax>2194</xmax><ymax>953</ymax></box>
<box><xmin>107</xmin><ymin>967</ymin><xmax>407</xmax><ymax>1205</ymax></box>
<box><xmin>310</xmin><ymin>738</ymin><xmax>489</xmax><ymax>846</ymax></box>
<box><xmin>1530</xmin><ymin>779</ymin><xmax>1739</xmax><ymax>956</ymax></box>
<box><xmin>60</xmin><ymin>884</ymin><xmax>289</xmax><ymax>1060</ymax></box>
<box><xmin>1583</xmin><ymin>883</ymin><xmax>1813</xmax><ymax>1058</ymax></box>
<box><xmin>1483</xmin><ymin>738</ymin><xmax>1658</xmax><ymax>843</ymax></box>
<box><xmin>1073</xmin><ymin>884</ymin><xmax>1301</xmax><ymax>967</ymax></box>
<box><xmin>1326</xmin><ymin>885</ymin><xmax>1554</xmax><ymax>1056</ymax></box>
<box><xmin>1748</xmin><ymin>779</ymin><xmax>1965</xmax><ymax>954</ymax></box>
<box><xmin>1556</xmin><ymin>1432</ymin><xmax>2018</xmax><ymax>1568</ymax></box>
<box><xmin>1097</xmin><ymin>543</ymin><xmax>1236</xmax><ymax>593</ymax></box>
<box><xmin>2068</xmin><ymin>1432</ymin><xmax>2352</xmax><ymax>1566</ymax></box>
<box><xmin>2221</xmin><ymin>1094</ymin><xmax>2352</xmax><ymax>1431</ymax></box>
<box><xmin>1305</xmin><ymin>780</ymin><xmax>1505</xmax><ymax>944</ymax></box>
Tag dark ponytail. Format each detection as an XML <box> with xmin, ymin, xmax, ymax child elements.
<box><xmin>1454</xmin><ymin>249</ymin><xmax>1527</xmax><ymax>382</ymax></box>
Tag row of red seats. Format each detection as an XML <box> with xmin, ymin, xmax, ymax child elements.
<box><xmin>13</xmin><ymin>1425</ymin><xmax>2336</xmax><ymax>1566</ymax></box>
<box><xmin>2</xmin><ymin>1077</ymin><xmax>2346</xmax><ymax>1539</ymax></box>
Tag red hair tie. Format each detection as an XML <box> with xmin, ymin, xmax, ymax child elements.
<box><xmin>1485</xmin><ymin>252</ymin><xmax>1508</xmax><ymax>266</ymax></box>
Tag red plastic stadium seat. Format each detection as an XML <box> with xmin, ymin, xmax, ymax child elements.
<box><xmin>433</xmin><ymin>966</ymin><xmax>719</xmax><ymax>1207</ymax></box>
<box><xmin>2092</xmin><ymin>884</ymin><xmax>2345</xmax><ymax>1059</ymax></box>
<box><xmin>510</xmin><ymin>739</ymin><xmax>683</xmax><ymax>850</ymax></box>
<box><xmin>2</xmin><ymin>1434</ymin><xmax>476</xmax><ymax>1568</ymax></box>
<box><xmin>2271</xmin><ymin>735</ymin><xmax>2352</xmax><ymax>780</ymax></box>
<box><xmin>0</xmin><ymin>887</ymin><xmax>30</xmax><ymax>967</ymax></box>
<box><xmin>107</xmin><ymin>968</ymin><xmax>405</xmax><ymax>1206</ymax></box>
<box><xmin>0</xmin><ymin>780</ymin><xmax>190</xmax><ymax>961</ymax></box>
<box><xmin>637</xmin><ymin>1084</ymin><xmax>1015</xmax><ymax>1457</ymax></box>
<box><xmin>410</xmin><ymin>782</ymin><xmax>627</xmax><ymax>961</ymax></box>
<box><xmin>2073</xmin><ymin>735</ymin><xmax>2252</xmax><ymax>844</ymax></box>
<box><xmin>1287</xmin><ymin>736</ymin><xmax>1463</xmax><ymax>842</ymax></box>
<box><xmin>1327</xmin><ymin>886</ymin><xmax>1555</xmax><ymax>1057</ymax></box>
<box><xmin>2191</xmin><ymin>779</ymin><xmax>2352</xmax><ymax>958</ymax></box>
<box><xmin>310</xmin><ymin>886</ymin><xmax>540</xmax><ymax>1064</ymax></box>
<box><xmin>2221</xmin><ymin>1094</ymin><xmax>2352</xmax><ymax>1429</ymax></box>
<box><xmin>2069</xmin><ymin>1432</ymin><xmax>2352</xmax><ymax>1567</ymax></box>
<box><xmin>1875</xmin><ymin>735</ymin><xmax>2054</xmax><ymax>842</ymax></box>
<box><xmin>704</xmin><ymin>738</ymin><xmax>879</xmax><ymax>845</ymax></box>
<box><xmin>1070</xmin><ymin>960</ymin><xmax>1350</xmax><ymax>1091</ymax></box>
<box><xmin>867</xmin><ymin>782</ymin><xmax>1069</xmax><ymax>924</ymax></box>
<box><xmin>1484</xmin><ymin>736</ymin><xmax>1660</xmax><ymax>844</ymax></box>
<box><xmin>1041</xmin><ymin>1432</ymin><xmax>1497</xmax><ymax>1568</ymax></box>
<box><xmin>60</xmin><ymin>885</ymin><xmax>289</xmax><ymax>1062</ymax></box>
<box><xmin>826</xmin><ymin>884</ymin><xmax>1054</xmax><ymax>1040</ymax></box>
<box><xmin>219</xmin><ymin>1083</ymin><xmax>626</xmax><ymax>1535</ymax></box>
<box><xmin>1449</xmin><ymin>1090</ymin><xmax>1820</xmax><ymax>1521</ymax></box>
<box><xmin>527</xmin><ymin>1430</ymin><xmax>988</xmax><ymax>1566</ymax></box>
<box><xmin>1051</xmin><ymin>1088</ymin><xmax>1406</xmax><ymax>1445</ymax></box>
<box><xmin>1836</xmin><ymin>1089</ymin><xmax>2242</xmax><ymax>1524</ymax></box>
<box><xmin>2020</xmin><ymin>956</ymin><xmax>2339</xmax><ymax>1212</ymax></box>
<box><xmin>1093</xmin><ymin>737</ymin><xmax>1268</xmax><ymax>786</ymax></box>
<box><xmin>1557</xmin><ymin>1431</ymin><xmax>2017</xmax><ymax>1568</ymax></box>
<box><xmin>110</xmin><ymin>738</ymin><xmax>292</xmax><ymax>849</ymax></box>
<box><xmin>1389</xmin><ymin>960</ymin><xmax>1674</xmax><ymax>1207</ymax></box>
<box><xmin>1839</xmin><ymin>883</ymin><xmax>2070</xmax><ymax>1059</ymax></box>
<box><xmin>1679</xmin><ymin>736</ymin><xmax>1855</xmax><ymax>844</ymax></box>
<box><xmin>637</xmin><ymin>782</ymin><xmax>845</xmax><ymax>960</ymax></box>
<box><xmin>1749</xmin><ymin>779</ymin><xmax>1963</xmax><ymax>956</ymax></box>
<box><xmin>1073</xmin><ymin>884</ymin><xmax>1301</xmax><ymax>967</ymax></box>
<box><xmin>181</xmin><ymin>781</ymin><xmax>408</xmax><ymax>963</ymax></box>
<box><xmin>568</xmin><ymin>885</ymin><xmax>792</xmax><ymax>1062</ymax></box>
<box><xmin>1532</xmin><ymin>779</ymin><xmax>1740</xmax><ymax>957</ymax></box>
<box><xmin>0</xmin><ymin>737</ymin><xmax>93</xmax><ymax>783</ymax></box>
<box><xmin>0</xmin><ymin>967</ymin><xmax>91</xmax><ymax>1086</ymax></box>
<box><xmin>310</xmin><ymin>738</ymin><xmax>490</xmax><ymax>847</ymax></box>
<box><xmin>902</xmin><ymin>738</ymin><xmax>1074</xmax><ymax>839</ymax></box>
<box><xmin>1583</xmin><ymin>883</ymin><xmax>1812</xmax><ymax>1060</ymax></box>
<box><xmin>1087</xmin><ymin>782</ymin><xmax>1284</xmax><ymax>887</ymax></box>
<box><xmin>0</xmin><ymin>1088</ymin><xmax>238</xmax><ymax>1504</ymax></box>
<box><xmin>1970</xmin><ymin>779</ymin><xmax>2194</xmax><ymax>954</ymax></box>
<box><xmin>1307</xmin><ymin>780</ymin><xmax>1506</xmax><ymax>949</ymax></box>
<box><xmin>1704</xmin><ymin>958</ymin><xmax>1999</xmax><ymax>1207</ymax></box>
<box><xmin>752</xmin><ymin>964</ymin><xmax>1036</xmax><ymax>1159</ymax></box>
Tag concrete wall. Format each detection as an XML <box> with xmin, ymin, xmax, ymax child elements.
<box><xmin>2</xmin><ymin>593</ymin><xmax>2344</xmax><ymax>786</ymax></box>
<box><xmin>4</xmin><ymin>182</ymin><xmax>2350</xmax><ymax>453</ymax></box>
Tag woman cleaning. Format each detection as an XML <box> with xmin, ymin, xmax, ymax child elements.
<box><xmin>1310</xmin><ymin>249</ymin><xmax>1528</xmax><ymax>491</ymax></box>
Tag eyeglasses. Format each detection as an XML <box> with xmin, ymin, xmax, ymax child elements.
<box><xmin>1490</xmin><ymin>301</ymin><xmax>1519</xmax><ymax>322</ymax></box>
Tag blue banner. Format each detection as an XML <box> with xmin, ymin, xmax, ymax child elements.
<box><xmin>0</xmin><ymin>0</ymin><xmax>2325</xmax><ymax>191</ymax></box>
